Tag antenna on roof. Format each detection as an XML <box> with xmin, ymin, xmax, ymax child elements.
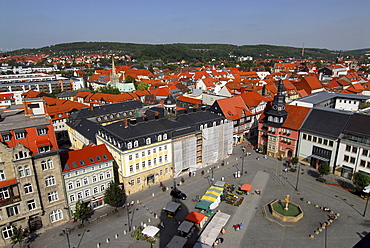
<box><xmin>301</xmin><ymin>43</ymin><xmax>305</xmax><ymax>58</ymax></box>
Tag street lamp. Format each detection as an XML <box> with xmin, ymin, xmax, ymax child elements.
<box><xmin>240</xmin><ymin>154</ymin><xmax>247</xmax><ymax>176</ymax></box>
<box><xmin>61</xmin><ymin>228</ymin><xmax>72</xmax><ymax>248</ymax></box>
<box><xmin>295</xmin><ymin>163</ymin><xmax>301</xmax><ymax>191</ymax></box>
<box><xmin>126</xmin><ymin>202</ymin><xmax>136</xmax><ymax>232</ymax></box>
<box><xmin>363</xmin><ymin>186</ymin><xmax>370</xmax><ymax>217</ymax></box>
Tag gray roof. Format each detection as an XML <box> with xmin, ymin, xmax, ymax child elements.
<box><xmin>295</xmin><ymin>91</ymin><xmax>370</xmax><ymax>104</ymax></box>
<box><xmin>343</xmin><ymin>113</ymin><xmax>370</xmax><ymax>138</ymax></box>
<box><xmin>300</xmin><ymin>107</ymin><xmax>353</xmax><ymax>139</ymax></box>
<box><xmin>56</xmin><ymin>91</ymin><xmax>87</xmax><ymax>98</ymax></box>
<box><xmin>0</xmin><ymin>110</ymin><xmax>50</xmax><ymax>133</ymax></box>
<box><xmin>67</xmin><ymin>118</ymin><xmax>101</xmax><ymax>144</ymax></box>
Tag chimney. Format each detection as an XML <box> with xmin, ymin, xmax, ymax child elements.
<box><xmin>89</xmin><ymin>103</ymin><xmax>94</xmax><ymax>111</ymax></box>
<box><xmin>142</xmin><ymin>114</ymin><xmax>148</xmax><ymax>122</ymax></box>
<box><xmin>155</xmin><ymin>111</ymin><xmax>159</xmax><ymax>119</ymax></box>
<box><xmin>124</xmin><ymin>119</ymin><xmax>128</xmax><ymax>128</ymax></box>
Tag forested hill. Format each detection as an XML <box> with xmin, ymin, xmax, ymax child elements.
<box><xmin>2</xmin><ymin>42</ymin><xmax>369</xmax><ymax>62</ymax></box>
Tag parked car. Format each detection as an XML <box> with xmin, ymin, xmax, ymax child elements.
<box><xmin>170</xmin><ymin>189</ymin><xmax>187</xmax><ymax>200</ymax></box>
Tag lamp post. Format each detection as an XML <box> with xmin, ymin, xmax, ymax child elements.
<box><xmin>61</xmin><ymin>228</ymin><xmax>71</xmax><ymax>248</ymax></box>
<box><xmin>241</xmin><ymin>155</ymin><xmax>247</xmax><ymax>176</ymax></box>
<box><xmin>295</xmin><ymin>163</ymin><xmax>301</xmax><ymax>191</ymax></box>
<box><xmin>363</xmin><ymin>186</ymin><xmax>370</xmax><ymax>217</ymax></box>
<box><xmin>126</xmin><ymin>202</ymin><xmax>136</xmax><ymax>232</ymax></box>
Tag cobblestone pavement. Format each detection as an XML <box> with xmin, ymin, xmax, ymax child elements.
<box><xmin>15</xmin><ymin>143</ymin><xmax>369</xmax><ymax>248</ymax></box>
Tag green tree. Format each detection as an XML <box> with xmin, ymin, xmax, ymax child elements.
<box><xmin>125</xmin><ymin>75</ymin><xmax>136</xmax><ymax>84</ymax></box>
<box><xmin>103</xmin><ymin>182</ymin><xmax>125</xmax><ymax>211</ymax></box>
<box><xmin>318</xmin><ymin>162</ymin><xmax>331</xmax><ymax>177</ymax></box>
<box><xmin>10</xmin><ymin>226</ymin><xmax>27</xmax><ymax>248</ymax></box>
<box><xmin>291</xmin><ymin>157</ymin><xmax>299</xmax><ymax>167</ymax></box>
<box><xmin>136</xmin><ymin>82</ymin><xmax>149</xmax><ymax>91</ymax></box>
<box><xmin>314</xmin><ymin>60</ymin><xmax>323</xmax><ymax>68</ymax></box>
<box><xmin>148</xmin><ymin>63</ymin><xmax>154</xmax><ymax>73</ymax></box>
<box><xmin>97</xmin><ymin>85</ymin><xmax>121</xmax><ymax>94</ymax></box>
<box><xmin>353</xmin><ymin>172</ymin><xmax>370</xmax><ymax>190</ymax></box>
<box><xmin>74</xmin><ymin>200</ymin><xmax>90</xmax><ymax>224</ymax></box>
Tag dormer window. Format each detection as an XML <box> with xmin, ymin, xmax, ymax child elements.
<box><xmin>158</xmin><ymin>135</ymin><xmax>162</xmax><ymax>142</ymax></box>
<box><xmin>163</xmin><ymin>134</ymin><xmax>167</xmax><ymax>140</ymax></box>
<box><xmin>146</xmin><ymin>138</ymin><xmax>151</xmax><ymax>145</ymax></box>
<box><xmin>134</xmin><ymin>140</ymin><xmax>139</xmax><ymax>148</ymax></box>
<box><xmin>127</xmin><ymin>142</ymin><xmax>132</xmax><ymax>149</ymax></box>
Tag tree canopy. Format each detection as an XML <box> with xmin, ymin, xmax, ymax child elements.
<box><xmin>318</xmin><ymin>162</ymin><xmax>331</xmax><ymax>177</ymax></box>
<box><xmin>74</xmin><ymin>200</ymin><xmax>90</xmax><ymax>224</ymax></box>
<box><xmin>10</xmin><ymin>226</ymin><xmax>27</xmax><ymax>248</ymax></box>
<box><xmin>103</xmin><ymin>182</ymin><xmax>125</xmax><ymax>210</ymax></box>
<box><xmin>353</xmin><ymin>172</ymin><xmax>370</xmax><ymax>190</ymax></box>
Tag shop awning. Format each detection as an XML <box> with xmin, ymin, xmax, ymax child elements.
<box><xmin>241</xmin><ymin>184</ymin><xmax>253</xmax><ymax>191</ymax></box>
<box><xmin>310</xmin><ymin>154</ymin><xmax>330</xmax><ymax>162</ymax></box>
<box><xmin>195</xmin><ymin>200</ymin><xmax>212</xmax><ymax>210</ymax></box>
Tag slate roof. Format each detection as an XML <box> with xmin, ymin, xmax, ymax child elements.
<box><xmin>343</xmin><ymin>113</ymin><xmax>370</xmax><ymax>138</ymax></box>
<box><xmin>300</xmin><ymin>107</ymin><xmax>353</xmax><ymax>139</ymax></box>
<box><xmin>67</xmin><ymin>118</ymin><xmax>101</xmax><ymax>144</ymax></box>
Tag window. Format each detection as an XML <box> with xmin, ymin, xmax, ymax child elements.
<box><xmin>37</xmin><ymin>128</ymin><xmax>47</xmax><ymax>136</ymax></box>
<box><xmin>153</xmin><ymin>148</ymin><xmax>156</xmax><ymax>154</ymax></box>
<box><xmin>2</xmin><ymin>134</ymin><xmax>11</xmax><ymax>142</ymax></box>
<box><xmin>312</xmin><ymin>136</ymin><xmax>317</xmax><ymax>142</ymax></box>
<box><xmin>79</xmin><ymin>160</ymin><xmax>85</xmax><ymax>165</ymax></box>
<box><xmin>0</xmin><ymin>170</ymin><xmax>5</xmax><ymax>181</ymax></box>
<box><xmin>38</xmin><ymin>145</ymin><xmax>51</xmax><ymax>153</ymax></box>
<box><xmin>303</xmin><ymin>134</ymin><xmax>307</xmax><ymax>140</ymax></box>
<box><xmin>130</xmin><ymin>165</ymin><xmax>133</xmax><ymax>172</ymax></box>
<box><xmin>163</xmin><ymin>134</ymin><xmax>167</xmax><ymax>140</ymax></box>
<box><xmin>329</xmin><ymin>141</ymin><xmax>334</xmax><ymax>147</ymax></box>
<box><xmin>165</xmin><ymin>168</ymin><xmax>168</xmax><ymax>174</ymax></box>
<box><xmin>127</xmin><ymin>142</ymin><xmax>132</xmax><ymax>149</ymax></box>
<box><xmin>158</xmin><ymin>135</ymin><xmax>162</xmax><ymax>142</ymax></box>
<box><xmin>165</xmin><ymin>154</ymin><xmax>168</xmax><ymax>161</ymax></box>
<box><xmin>164</xmin><ymin>145</ymin><xmax>167</xmax><ymax>150</ymax></box>
<box><xmin>7</xmin><ymin>205</ymin><xmax>19</xmax><ymax>217</ymax></box>
<box><xmin>92</xmin><ymin>175</ymin><xmax>97</xmax><ymax>182</ymax></box>
<box><xmin>307</xmin><ymin>135</ymin><xmax>312</xmax><ymax>141</ymax></box>
<box><xmin>135</xmin><ymin>153</ymin><xmax>139</xmax><ymax>159</ymax></box>
<box><xmin>148</xmin><ymin>160</ymin><xmax>151</xmax><ymax>167</ymax></box>
<box><xmin>100</xmin><ymin>184</ymin><xmax>105</xmax><ymax>191</ymax></box>
<box><xmin>360</xmin><ymin>160</ymin><xmax>366</xmax><ymax>167</ymax></box>
<box><xmin>159</xmin><ymin>156</ymin><xmax>162</xmax><ymax>163</ymax></box>
<box><xmin>0</xmin><ymin>188</ymin><xmax>9</xmax><ymax>200</ymax></box>
<box><xmin>323</xmin><ymin>139</ymin><xmax>328</xmax><ymax>146</ymax></box>
<box><xmin>129</xmin><ymin>155</ymin><xmax>133</xmax><ymax>160</ymax></box>
<box><xmin>137</xmin><ymin>177</ymin><xmax>141</xmax><ymax>184</ymax></box>
<box><xmin>84</xmin><ymin>189</ymin><xmax>90</xmax><ymax>197</ymax></box>
<box><xmin>134</xmin><ymin>141</ymin><xmax>139</xmax><ymax>147</ymax></box>
<box><xmin>99</xmin><ymin>173</ymin><xmax>104</xmax><ymax>180</ymax></box>
<box><xmin>350</xmin><ymin>157</ymin><xmax>356</xmax><ymax>164</ymax></box>
<box><xmin>41</xmin><ymin>161</ymin><xmax>47</xmax><ymax>170</ymax></box>
<box><xmin>136</xmin><ymin>163</ymin><xmax>140</xmax><ymax>170</ymax></box>
<box><xmin>142</xmin><ymin>151</ymin><xmax>145</xmax><ymax>157</ymax></box>
<box><xmin>48</xmin><ymin>191</ymin><xmax>58</xmax><ymax>202</ymax></box>
<box><xmin>89</xmin><ymin>157</ymin><xmax>95</xmax><ymax>163</ymax></box>
<box><xmin>106</xmin><ymin>171</ymin><xmax>111</xmax><ymax>178</ymax></box>
<box><xmin>76</xmin><ymin>180</ymin><xmax>81</xmax><ymax>188</ymax></box>
<box><xmin>45</xmin><ymin>176</ymin><xmax>55</xmax><ymax>187</ymax></box>
<box><xmin>18</xmin><ymin>166</ymin><xmax>24</xmax><ymax>177</ymax></box>
<box><xmin>83</xmin><ymin>177</ymin><xmax>89</xmax><ymax>185</ymax></box>
<box><xmin>352</xmin><ymin>147</ymin><xmax>358</xmax><ymax>153</ymax></box>
<box><xmin>2</xmin><ymin>226</ymin><xmax>14</xmax><ymax>240</ymax></box>
<box><xmin>318</xmin><ymin>138</ymin><xmax>322</xmax><ymax>144</ymax></box>
<box><xmin>27</xmin><ymin>200</ymin><xmax>36</xmax><ymax>210</ymax></box>
<box><xmin>142</xmin><ymin>161</ymin><xmax>146</xmax><ymax>169</ymax></box>
<box><xmin>25</xmin><ymin>165</ymin><xmax>30</xmax><ymax>176</ymax></box>
<box><xmin>159</xmin><ymin>147</ymin><xmax>162</xmax><ymax>152</ymax></box>
<box><xmin>93</xmin><ymin>187</ymin><xmax>98</xmax><ymax>194</ymax></box>
<box><xmin>68</xmin><ymin>182</ymin><xmax>73</xmax><ymax>190</ymax></box>
<box><xmin>96</xmin><ymin>156</ymin><xmax>101</xmax><ymax>161</ymax></box>
<box><xmin>24</xmin><ymin>184</ymin><xmax>33</xmax><ymax>194</ymax></box>
<box><xmin>346</xmin><ymin>145</ymin><xmax>351</xmax><ymax>152</ymax></box>
<box><xmin>69</xmin><ymin>194</ymin><xmax>75</xmax><ymax>203</ymax></box>
<box><xmin>91</xmin><ymin>166</ymin><xmax>95</xmax><ymax>171</ymax></box>
<box><xmin>148</xmin><ymin>150</ymin><xmax>151</xmax><ymax>155</ymax></box>
<box><xmin>343</xmin><ymin>155</ymin><xmax>349</xmax><ymax>162</ymax></box>
<box><xmin>15</xmin><ymin>132</ymin><xmax>26</xmax><ymax>140</ymax></box>
<box><xmin>146</xmin><ymin>138</ymin><xmax>151</xmax><ymax>145</ymax></box>
<box><xmin>77</xmin><ymin>192</ymin><xmax>82</xmax><ymax>199</ymax></box>
<box><xmin>160</xmin><ymin>170</ymin><xmax>163</xmax><ymax>176</ymax></box>
<box><xmin>130</xmin><ymin>179</ymin><xmax>135</xmax><ymax>186</ymax></box>
<box><xmin>50</xmin><ymin>209</ymin><xmax>63</xmax><ymax>223</ymax></box>
<box><xmin>363</xmin><ymin>149</ymin><xmax>369</xmax><ymax>157</ymax></box>
<box><xmin>154</xmin><ymin>158</ymin><xmax>157</xmax><ymax>165</ymax></box>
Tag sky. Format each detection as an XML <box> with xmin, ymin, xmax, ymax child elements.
<box><xmin>1</xmin><ymin>0</ymin><xmax>369</xmax><ymax>52</ymax></box>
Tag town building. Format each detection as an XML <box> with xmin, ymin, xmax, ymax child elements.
<box><xmin>60</xmin><ymin>144</ymin><xmax>115</xmax><ymax>214</ymax></box>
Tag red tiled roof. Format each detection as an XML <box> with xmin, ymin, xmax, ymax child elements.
<box><xmin>177</xmin><ymin>95</ymin><xmax>202</xmax><ymax>104</ymax></box>
<box><xmin>283</xmin><ymin>105</ymin><xmax>311</xmax><ymax>130</ymax></box>
<box><xmin>217</xmin><ymin>95</ymin><xmax>251</xmax><ymax>121</ymax></box>
<box><xmin>0</xmin><ymin>178</ymin><xmax>17</xmax><ymax>188</ymax></box>
<box><xmin>61</xmin><ymin>144</ymin><xmax>114</xmax><ymax>172</ymax></box>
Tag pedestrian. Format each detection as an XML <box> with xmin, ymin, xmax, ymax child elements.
<box><xmin>193</xmin><ymin>171</ymin><xmax>196</xmax><ymax>176</ymax></box>
<box><xmin>219</xmin><ymin>237</ymin><xmax>224</xmax><ymax>243</ymax></box>
<box><xmin>239</xmin><ymin>223</ymin><xmax>244</xmax><ymax>229</ymax></box>
<box><xmin>257</xmin><ymin>156</ymin><xmax>260</xmax><ymax>160</ymax></box>
<box><xmin>189</xmin><ymin>171</ymin><xmax>192</xmax><ymax>177</ymax></box>
<box><xmin>221</xmin><ymin>176</ymin><xmax>224</xmax><ymax>181</ymax></box>
<box><xmin>160</xmin><ymin>220</ymin><xmax>165</xmax><ymax>228</ymax></box>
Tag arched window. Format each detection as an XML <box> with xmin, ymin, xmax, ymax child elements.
<box><xmin>50</xmin><ymin>209</ymin><xmax>63</xmax><ymax>223</ymax></box>
<box><xmin>127</xmin><ymin>142</ymin><xmax>132</xmax><ymax>149</ymax></box>
<box><xmin>24</xmin><ymin>165</ymin><xmax>30</xmax><ymax>176</ymax></box>
<box><xmin>83</xmin><ymin>177</ymin><xmax>88</xmax><ymax>185</ymax></box>
<box><xmin>157</xmin><ymin>135</ymin><xmax>162</xmax><ymax>142</ymax></box>
<box><xmin>24</xmin><ymin>183</ymin><xmax>33</xmax><ymax>194</ymax></box>
<box><xmin>41</xmin><ymin>161</ymin><xmax>47</xmax><ymax>170</ymax></box>
<box><xmin>274</xmin><ymin>117</ymin><xmax>279</xmax><ymax>123</ymax></box>
<box><xmin>280</xmin><ymin>117</ymin><xmax>284</xmax><ymax>123</ymax></box>
<box><xmin>18</xmin><ymin>166</ymin><xmax>24</xmax><ymax>177</ymax></box>
<box><xmin>106</xmin><ymin>170</ymin><xmax>111</xmax><ymax>178</ymax></box>
<box><xmin>45</xmin><ymin>176</ymin><xmax>55</xmax><ymax>187</ymax></box>
<box><xmin>268</xmin><ymin>116</ymin><xmax>273</xmax><ymax>122</ymax></box>
<box><xmin>68</xmin><ymin>182</ymin><xmax>73</xmax><ymax>190</ymax></box>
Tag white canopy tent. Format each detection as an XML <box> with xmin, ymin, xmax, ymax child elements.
<box><xmin>197</xmin><ymin>212</ymin><xmax>230</xmax><ymax>247</ymax></box>
<box><xmin>142</xmin><ymin>225</ymin><xmax>160</xmax><ymax>238</ymax></box>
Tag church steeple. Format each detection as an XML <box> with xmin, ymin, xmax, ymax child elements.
<box><xmin>110</xmin><ymin>57</ymin><xmax>119</xmax><ymax>88</ymax></box>
<box><xmin>266</xmin><ymin>79</ymin><xmax>288</xmax><ymax>127</ymax></box>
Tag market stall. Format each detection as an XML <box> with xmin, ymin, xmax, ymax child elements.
<box><xmin>163</xmin><ymin>201</ymin><xmax>182</xmax><ymax>218</ymax></box>
<box><xmin>197</xmin><ymin>212</ymin><xmax>230</xmax><ymax>247</ymax></box>
<box><xmin>177</xmin><ymin>220</ymin><xmax>195</xmax><ymax>237</ymax></box>
<box><xmin>142</xmin><ymin>225</ymin><xmax>160</xmax><ymax>238</ymax></box>
<box><xmin>165</xmin><ymin>235</ymin><xmax>188</xmax><ymax>248</ymax></box>
<box><xmin>185</xmin><ymin>211</ymin><xmax>208</xmax><ymax>228</ymax></box>
<box><xmin>198</xmin><ymin>186</ymin><xmax>223</xmax><ymax>210</ymax></box>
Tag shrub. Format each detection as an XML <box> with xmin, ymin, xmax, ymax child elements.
<box><xmin>316</xmin><ymin>178</ymin><xmax>326</xmax><ymax>183</ymax></box>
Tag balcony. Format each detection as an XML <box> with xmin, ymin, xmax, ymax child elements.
<box><xmin>0</xmin><ymin>195</ymin><xmax>21</xmax><ymax>207</ymax></box>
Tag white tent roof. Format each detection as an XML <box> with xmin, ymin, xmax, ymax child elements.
<box><xmin>142</xmin><ymin>225</ymin><xmax>160</xmax><ymax>237</ymax></box>
<box><xmin>197</xmin><ymin>212</ymin><xmax>230</xmax><ymax>246</ymax></box>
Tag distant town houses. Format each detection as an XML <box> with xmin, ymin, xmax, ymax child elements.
<box><xmin>0</xmin><ymin>52</ymin><xmax>369</xmax><ymax>245</ymax></box>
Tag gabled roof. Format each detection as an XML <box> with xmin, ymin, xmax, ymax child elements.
<box><xmin>61</xmin><ymin>144</ymin><xmax>113</xmax><ymax>172</ymax></box>
<box><xmin>344</xmin><ymin>113</ymin><xmax>370</xmax><ymax>138</ymax></box>
<box><xmin>239</xmin><ymin>91</ymin><xmax>271</xmax><ymax>108</ymax></box>
<box><xmin>282</xmin><ymin>105</ymin><xmax>311</xmax><ymax>130</ymax></box>
<box><xmin>216</xmin><ymin>95</ymin><xmax>251</xmax><ymax>120</ymax></box>
<box><xmin>177</xmin><ymin>95</ymin><xmax>202</xmax><ymax>104</ymax></box>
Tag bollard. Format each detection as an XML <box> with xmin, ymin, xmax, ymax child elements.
<box><xmin>309</xmin><ymin>235</ymin><xmax>315</xmax><ymax>238</ymax></box>
<box><xmin>133</xmin><ymin>225</ymin><xmax>136</xmax><ymax>230</ymax></box>
<box><xmin>148</xmin><ymin>218</ymin><xmax>151</xmax><ymax>223</ymax></box>
<box><xmin>318</xmin><ymin>228</ymin><xmax>322</xmax><ymax>232</ymax></box>
<box><xmin>154</xmin><ymin>213</ymin><xmax>157</xmax><ymax>218</ymax></box>
<box><xmin>166</xmin><ymin>187</ymin><xmax>169</xmax><ymax>191</ymax></box>
<box><xmin>141</xmin><ymin>222</ymin><xmax>143</xmax><ymax>226</ymax></box>
<box><xmin>143</xmin><ymin>223</ymin><xmax>147</xmax><ymax>227</ymax></box>
<box><xmin>97</xmin><ymin>243</ymin><xmax>100</xmax><ymax>248</ymax></box>
<box><xmin>315</xmin><ymin>231</ymin><xmax>319</xmax><ymax>234</ymax></box>
<box><xmin>123</xmin><ymin>230</ymin><xmax>127</xmax><ymax>235</ymax></box>
<box><xmin>106</xmin><ymin>238</ymin><xmax>110</xmax><ymax>243</ymax></box>
<box><xmin>115</xmin><ymin>234</ymin><xmax>118</xmax><ymax>239</ymax></box>
<box><xmin>137</xmin><ymin>200</ymin><xmax>140</xmax><ymax>204</ymax></box>
<box><xmin>152</xmin><ymin>193</ymin><xmax>155</xmax><ymax>197</ymax></box>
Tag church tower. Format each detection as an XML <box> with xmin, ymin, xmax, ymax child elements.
<box><xmin>266</xmin><ymin>79</ymin><xmax>288</xmax><ymax>127</ymax></box>
<box><xmin>164</xmin><ymin>94</ymin><xmax>177</xmax><ymax>117</ymax></box>
<box><xmin>110</xmin><ymin>58</ymin><xmax>120</xmax><ymax>88</ymax></box>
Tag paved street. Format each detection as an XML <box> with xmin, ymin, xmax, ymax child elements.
<box><xmin>21</xmin><ymin>143</ymin><xmax>369</xmax><ymax>248</ymax></box>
